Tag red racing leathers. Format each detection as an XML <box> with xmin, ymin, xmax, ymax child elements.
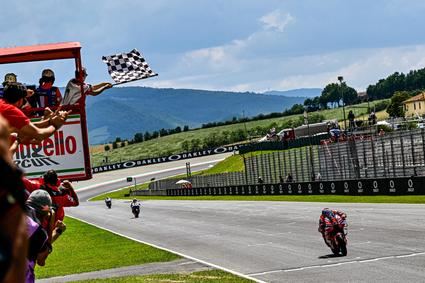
<box><xmin>318</xmin><ymin>209</ymin><xmax>347</xmax><ymax>248</ymax></box>
<box><xmin>22</xmin><ymin>177</ymin><xmax>79</xmax><ymax>222</ymax></box>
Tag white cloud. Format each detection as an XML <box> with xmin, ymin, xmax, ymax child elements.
<box><xmin>259</xmin><ymin>10</ymin><xmax>294</xmax><ymax>32</ymax></box>
<box><xmin>149</xmin><ymin>43</ymin><xmax>425</xmax><ymax>93</ymax></box>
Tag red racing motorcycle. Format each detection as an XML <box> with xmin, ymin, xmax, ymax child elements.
<box><xmin>319</xmin><ymin>214</ymin><xmax>348</xmax><ymax>256</ymax></box>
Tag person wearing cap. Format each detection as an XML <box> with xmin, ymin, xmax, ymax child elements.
<box><xmin>0</xmin><ymin>82</ymin><xmax>70</xmax><ymax>144</ymax></box>
<box><xmin>30</xmin><ymin>69</ymin><xmax>62</xmax><ymax>109</ymax></box>
<box><xmin>62</xmin><ymin>67</ymin><xmax>112</xmax><ymax>105</ymax></box>
<box><xmin>25</xmin><ymin>190</ymin><xmax>53</xmax><ymax>283</ymax></box>
<box><xmin>0</xmin><ymin>73</ymin><xmax>35</xmax><ymax>102</ymax></box>
<box><xmin>23</xmin><ymin>169</ymin><xmax>79</xmax><ymax>223</ymax></box>
<box><xmin>0</xmin><ymin>73</ymin><xmax>18</xmax><ymax>98</ymax></box>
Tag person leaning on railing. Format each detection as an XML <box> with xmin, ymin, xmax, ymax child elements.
<box><xmin>0</xmin><ymin>82</ymin><xmax>70</xmax><ymax>144</ymax></box>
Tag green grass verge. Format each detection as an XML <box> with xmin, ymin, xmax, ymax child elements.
<box><xmin>36</xmin><ymin>217</ymin><xmax>180</xmax><ymax>279</ymax></box>
<box><xmin>75</xmin><ymin>270</ymin><xmax>253</xmax><ymax>283</ymax></box>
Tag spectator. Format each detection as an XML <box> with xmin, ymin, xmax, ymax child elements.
<box><xmin>62</xmin><ymin>68</ymin><xmax>112</xmax><ymax>105</ymax></box>
<box><xmin>279</xmin><ymin>175</ymin><xmax>284</xmax><ymax>184</ymax></box>
<box><xmin>0</xmin><ymin>115</ymin><xmax>27</xmax><ymax>283</ymax></box>
<box><xmin>285</xmin><ymin>173</ymin><xmax>294</xmax><ymax>183</ymax></box>
<box><xmin>379</xmin><ymin>128</ymin><xmax>385</xmax><ymax>137</ymax></box>
<box><xmin>23</xmin><ymin>169</ymin><xmax>79</xmax><ymax>223</ymax></box>
<box><xmin>316</xmin><ymin>172</ymin><xmax>322</xmax><ymax>181</ymax></box>
<box><xmin>369</xmin><ymin>112</ymin><xmax>377</xmax><ymax>125</ymax></box>
<box><xmin>0</xmin><ymin>73</ymin><xmax>18</xmax><ymax>98</ymax></box>
<box><xmin>25</xmin><ymin>190</ymin><xmax>59</xmax><ymax>283</ymax></box>
<box><xmin>0</xmin><ymin>82</ymin><xmax>69</xmax><ymax>144</ymax></box>
<box><xmin>348</xmin><ymin>110</ymin><xmax>355</xmax><ymax>129</ymax></box>
<box><xmin>30</xmin><ymin>69</ymin><xmax>62</xmax><ymax>109</ymax></box>
<box><xmin>1</xmin><ymin>73</ymin><xmax>35</xmax><ymax>107</ymax></box>
<box><xmin>258</xmin><ymin>176</ymin><xmax>264</xmax><ymax>184</ymax></box>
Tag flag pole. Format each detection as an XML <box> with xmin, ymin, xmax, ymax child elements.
<box><xmin>111</xmin><ymin>74</ymin><xmax>158</xmax><ymax>86</ymax></box>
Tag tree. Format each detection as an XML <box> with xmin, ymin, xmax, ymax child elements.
<box><xmin>104</xmin><ymin>144</ymin><xmax>110</xmax><ymax>151</ymax></box>
<box><xmin>143</xmin><ymin>131</ymin><xmax>151</xmax><ymax>141</ymax></box>
<box><xmin>121</xmin><ymin>141</ymin><xmax>126</xmax><ymax>147</ymax></box>
<box><xmin>341</xmin><ymin>83</ymin><xmax>358</xmax><ymax>106</ymax></box>
<box><xmin>112</xmin><ymin>141</ymin><xmax>118</xmax><ymax>149</ymax></box>
<box><xmin>386</xmin><ymin>91</ymin><xmax>411</xmax><ymax>117</ymax></box>
<box><xmin>181</xmin><ymin>140</ymin><xmax>190</xmax><ymax>152</ymax></box>
<box><xmin>159</xmin><ymin>128</ymin><xmax>168</xmax><ymax>137</ymax></box>
<box><xmin>190</xmin><ymin>139</ymin><xmax>201</xmax><ymax>151</ymax></box>
<box><xmin>133</xmin><ymin>133</ymin><xmax>144</xmax><ymax>143</ymax></box>
<box><xmin>151</xmin><ymin>131</ymin><xmax>159</xmax><ymax>139</ymax></box>
<box><xmin>183</xmin><ymin>125</ymin><xmax>189</xmax><ymax>132</ymax></box>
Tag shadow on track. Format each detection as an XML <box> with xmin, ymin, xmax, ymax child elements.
<box><xmin>318</xmin><ymin>254</ymin><xmax>344</xmax><ymax>259</ymax></box>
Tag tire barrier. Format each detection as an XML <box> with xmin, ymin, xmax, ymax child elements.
<box><xmin>166</xmin><ymin>176</ymin><xmax>425</xmax><ymax>196</ymax></box>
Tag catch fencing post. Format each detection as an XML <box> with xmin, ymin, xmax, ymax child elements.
<box><xmin>400</xmin><ymin>131</ymin><xmax>406</xmax><ymax>176</ymax></box>
<box><xmin>410</xmin><ymin>131</ymin><xmax>417</xmax><ymax>176</ymax></box>
<box><xmin>127</xmin><ymin>176</ymin><xmax>135</xmax><ymax>193</ymax></box>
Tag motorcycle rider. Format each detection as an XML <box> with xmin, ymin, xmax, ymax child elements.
<box><xmin>130</xmin><ymin>198</ymin><xmax>141</xmax><ymax>217</ymax></box>
<box><xmin>105</xmin><ymin>197</ymin><xmax>112</xmax><ymax>209</ymax></box>
<box><xmin>318</xmin><ymin>208</ymin><xmax>347</xmax><ymax>248</ymax></box>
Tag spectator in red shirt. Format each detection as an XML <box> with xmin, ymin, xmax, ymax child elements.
<box><xmin>0</xmin><ymin>82</ymin><xmax>69</xmax><ymax>144</ymax></box>
<box><xmin>24</xmin><ymin>170</ymin><xmax>79</xmax><ymax>223</ymax></box>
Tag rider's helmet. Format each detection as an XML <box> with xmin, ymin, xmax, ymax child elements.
<box><xmin>132</xmin><ymin>198</ymin><xmax>137</xmax><ymax>202</ymax></box>
<box><xmin>321</xmin><ymin>208</ymin><xmax>334</xmax><ymax>219</ymax></box>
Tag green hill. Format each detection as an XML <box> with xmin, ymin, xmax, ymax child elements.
<box><xmin>86</xmin><ymin>86</ymin><xmax>307</xmax><ymax>144</ymax></box>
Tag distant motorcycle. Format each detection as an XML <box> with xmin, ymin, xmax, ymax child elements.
<box><xmin>132</xmin><ymin>205</ymin><xmax>140</xmax><ymax>218</ymax></box>
<box><xmin>105</xmin><ymin>198</ymin><xmax>112</xmax><ymax>209</ymax></box>
<box><xmin>320</xmin><ymin>214</ymin><xmax>348</xmax><ymax>256</ymax></box>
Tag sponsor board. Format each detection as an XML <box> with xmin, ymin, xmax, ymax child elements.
<box><xmin>93</xmin><ymin>145</ymin><xmax>240</xmax><ymax>173</ymax></box>
<box><xmin>166</xmin><ymin>177</ymin><xmax>425</xmax><ymax>196</ymax></box>
<box><xmin>13</xmin><ymin>115</ymin><xmax>87</xmax><ymax>180</ymax></box>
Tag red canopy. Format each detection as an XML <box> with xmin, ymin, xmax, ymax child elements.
<box><xmin>0</xmin><ymin>42</ymin><xmax>81</xmax><ymax>64</ymax></box>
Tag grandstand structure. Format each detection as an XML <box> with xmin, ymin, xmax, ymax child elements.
<box><xmin>148</xmin><ymin>129</ymin><xmax>425</xmax><ymax>191</ymax></box>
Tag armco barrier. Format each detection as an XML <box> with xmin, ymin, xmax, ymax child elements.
<box><xmin>166</xmin><ymin>176</ymin><xmax>425</xmax><ymax>196</ymax></box>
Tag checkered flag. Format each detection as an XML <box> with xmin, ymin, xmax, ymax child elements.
<box><xmin>102</xmin><ymin>49</ymin><xmax>157</xmax><ymax>85</ymax></box>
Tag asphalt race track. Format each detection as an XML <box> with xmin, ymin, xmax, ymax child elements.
<box><xmin>69</xmin><ymin>155</ymin><xmax>425</xmax><ymax>282</ymax></box>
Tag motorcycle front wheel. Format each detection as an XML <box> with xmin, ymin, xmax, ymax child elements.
<box><xmin>337</xmin><ymin>236</ymin><xmax>347</xmax><ymax>256</ymax></box>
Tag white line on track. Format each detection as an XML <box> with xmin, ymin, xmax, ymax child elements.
<box><xmin>248</xmin><ymin>252</ymin><xmax>425</xmax><ymax>276</ymax></box>
<box><xmin>69</xmin><ymin>215</ymin><xmax>266</xmax><ymax>283</ymax></box>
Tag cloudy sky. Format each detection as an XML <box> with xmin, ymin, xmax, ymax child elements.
<box><xmin>1</xmin><ymin>0</ymin><xmax>425</xmax><ymax>92</ymax></box>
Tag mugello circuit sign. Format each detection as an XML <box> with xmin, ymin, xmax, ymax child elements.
<box><xmin>13</xmin><ymin>115</ymin><xmax>86</xmax><ymax>180</ymax></box>
<box><xmin>92</xmin><ymin>145</ymin><xmax>240</xmax><ymax>173</ymax></box>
